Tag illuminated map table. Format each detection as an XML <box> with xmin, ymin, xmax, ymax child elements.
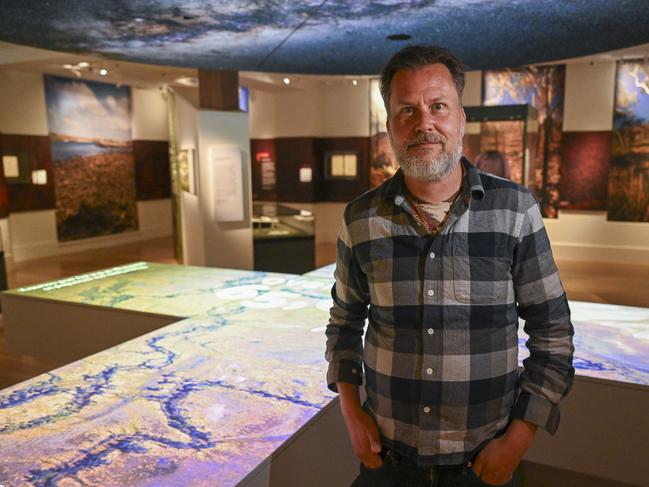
<box><xmin>0</xmin><ymin>265</ymin><xmax>356</xmax><ymax>486</ymax></box>
<box><xmin>2</xmin><ymin>262</ymin><xmax>310</xmax><ymax>362</ymax></box>
<box><xmin>1</xmin><ymin>262</ymin><xmax>648</xmax><ymax>486</ymax></box>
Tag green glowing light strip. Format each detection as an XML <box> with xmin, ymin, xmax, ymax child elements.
<box><xmin>16</xmin><ymin>262</ymin><xmax>150</xmax><ymax>293</ymax></box>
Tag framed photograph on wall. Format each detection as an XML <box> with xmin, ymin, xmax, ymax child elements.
<box><xmin>2</xmin><ymin>152</ymin><xmax>33</xmax><ymax>184</ymax></box>
<box><xmin>325</xmin><ymin>151</ymin><xmax>359</xmax><ymax>180</ymax></box>
<box><xmin>178</xmin><ymin>147</ymin><xmax>198</xmax><ymax>195</ymax></box>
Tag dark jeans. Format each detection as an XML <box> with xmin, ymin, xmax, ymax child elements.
<box><xmin>358</xmin><ymin>448</ymin><xmax>515</xmax><ymax>487</ymax></box>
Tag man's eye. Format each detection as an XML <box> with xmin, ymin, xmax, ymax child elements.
<box><xmin>402</xmin><ymin>107</ymin><xmax>414</xmax><ymax>114</ymax></box>
<box><xmin>432</xmin><ymin>103</ymin><xmax>446</xmax><ymax>111</ymax></box>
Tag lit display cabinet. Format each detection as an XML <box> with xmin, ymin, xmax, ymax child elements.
<box><xmin>252</xmin><ymin>202</ymin><xmax>315</xmax><ymax>274</ymax></box>
<box><xmin>463</xmin><ymin>104</ymin><xmax>539</xmax><ymax>192</ymax></box>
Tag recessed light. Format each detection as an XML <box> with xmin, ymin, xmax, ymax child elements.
<box><xmin>352</xmin><ymin>79</ymin><xmax>358</xmax><ymax>86</ymax></box>
<box><xmin>386</xmin><ymin>33</ymin><xmax>411</xmax><ymax>41</ymax></box>
<box><xmin>134</xmin><ymin>17</ymin><xmax>144</xmax><ymax>22</ymax></box>
<box><xmin>99</xmin><ymin>68</ymin><xmax>108</xmax><ymax>76</ymax></box>
<box><xmin>283</xmin><ymin>77</ymin><xmax>290</xmax><ymax>85</ymax></box>
<box><xmin>175</xmin><ymin>76</ymin><xmax>198</xmax><ymax>87</ymax></box>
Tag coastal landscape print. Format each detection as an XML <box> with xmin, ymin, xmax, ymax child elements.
<box><xmin>483</xmin><ymin>66</ymin><xmax>565</xmax><ymax>218</ymax></box>
<box><xmin>609</xmin><ymin>61</ymin><xmax>649</xmax><ymax>222</ymax></box>
<box><xmin>44</xmin><ymin>75</ymin><xmax>138</xmax><ymax>241</ymax></box>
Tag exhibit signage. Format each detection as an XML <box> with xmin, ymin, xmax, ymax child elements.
<box><xmin>210</xmin><ymin>147</ymin><xmax>245</xmax><ymax>222</ymax></box>
<box><xmin>256</xmin><ymin>151</ymin><xmax>276</xmax><ymax>191</ymax></box>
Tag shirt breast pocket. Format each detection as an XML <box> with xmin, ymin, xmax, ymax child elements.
<box><xmin>451</xmin><ymin>243</ymin><xmax>512</xmax><ymax>305</ymax></box>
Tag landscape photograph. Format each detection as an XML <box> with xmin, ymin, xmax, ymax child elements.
<box><xmin>609</xmin><ymin>61</ymin><xmax>649</xmax><ymax>222</ymax></box>
<box><xmin>44</xmin><ymin>75</ymin><xmax>139</xmax><ymax>241</ymax></box>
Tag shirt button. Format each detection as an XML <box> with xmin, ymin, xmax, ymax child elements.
<box><xmin>424</xmin><ymin>406</ymin><xmax>431</xmax><ymax>414</ymax></box>
<box><xmin>427</xmin><ymin>289</ymin><xmax>434</xmax><ymax>297</ymax></box>
<box><xmin>429</xmin><ymin>252</ymin><xmax>436</xmax><ymax>259</ymax></box>
<box><xmin>426</xmin><ymin>368</ymin><xmax>433</xmax><ymax>375</ymax></box>
<box><xmin>427</xmin><ymin>328</ymin><xmax>434</xmax><ymax>335</ymax></box>
<box><xmin>352</xmin><ymin>369</ymin><xmax>357</xmax><ymax>374</ymax></box>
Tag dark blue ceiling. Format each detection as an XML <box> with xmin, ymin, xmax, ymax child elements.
<box><xmin>1</xmin><ymin>0</ymin><xmax>649</xmax><ymax>74</ymax></box>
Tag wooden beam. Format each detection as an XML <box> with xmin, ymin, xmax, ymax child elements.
<box><xmin>198</xmin><ymin>69</ymin><xmax>239</xmax><ymax>111</ymax></box>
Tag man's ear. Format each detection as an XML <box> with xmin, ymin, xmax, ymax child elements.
<box><xmin>460</xmin><ymin>107</ymin><xmax>466</xmax><ymax>135</ymax></box>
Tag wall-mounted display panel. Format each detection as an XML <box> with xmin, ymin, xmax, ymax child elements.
<box><xmin>210</xmin><ymin>147</ymin><xmax>244</xmax><ymax>222</ymax></box>
<box><xmin>44</xmin><ymin>75</ymin><xmax>138</xmax><ymax>241</ymax></box>
<box><xmin>609</xmin><ymin>60</ymin><xmax>649</xmax><ymax>222</ymax></box>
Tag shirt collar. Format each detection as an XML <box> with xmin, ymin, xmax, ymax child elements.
<box><xmin>387</xmin><ymin>157</ymin><xmax>485</xmax><ymax>206</ymax></box>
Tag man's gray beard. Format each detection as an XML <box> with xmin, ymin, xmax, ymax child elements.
<box><xmin>392</xmin><ymin>138</ymin><xmax>463</xmax><ymax>182</ymax></box>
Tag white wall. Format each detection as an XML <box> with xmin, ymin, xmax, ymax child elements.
<box><xmin>249</xmin><ymin>88</ymin><xmax>278</xmax><ymax>139</ymax></box>
<box><xmin>197</xmin><ymin>110</ymin><xmax>253</xmax><ymax>270</ymax></box>
<box><xmin>174</xmin><ymin>92</ymin><xmax>206</xmax><ymax>266</ymax></box>
<box><xmin>6</xmin><ymin>201</ymin><xmax>172</xmax><ymax>263</ymax></box>
<box><xmin>0</xmin><ymin>70</ymin><xmax>48</xmax><ymax>135</ymax></box>
<box><xmin>249</xmin><ymin>78</ymin><xmax>370</xmax><ymax>139</ymax></box>
<box><xmin>318</xmin><ymin>79</ymin><xmax>370</xmax><ymax>137</ymax></box>
<box><xmin>546</xmin><ymin>211</ymin><xmax>649</xmax><ymax>264</ymax></box>
<box><xmin>132</xmin><ymin>87</ymin><xmax>169</xmax><ymax>140</ymax></box>
<box><xmin>550</xmin><ymin>61</ymin><xmax>649</xmax><ymax>264</ymax></box>
<box><xmin>463</xmin><ymin>70</ymin><xmax>482</xmax><ymax>107</ymax></box>
<box><xmin>563</xmin><ymin>61</ymin><xmax>616</xmax><ymax>132</ymax></box>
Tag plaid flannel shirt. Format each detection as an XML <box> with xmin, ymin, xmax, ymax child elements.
<box><xmin>325</xmin><ymin>158</ymin><xmax>574</xmax><ymax>466</ymax></box>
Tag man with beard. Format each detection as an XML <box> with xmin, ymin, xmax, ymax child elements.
<box><xmin>325</xmin><ymin>45</ymin><xmax>574</xmax><ymax>486</ymax></box>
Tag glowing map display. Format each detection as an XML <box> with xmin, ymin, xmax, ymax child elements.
<box><xmin>6</xmin><ymin>262</ymin><xmax>302</xmax><ymax>319</ymax></box>
<box><xmin>0</xmin><ymin>262</ymin><xmax>647</xmax><ymax>486</ymax></box>
<box><xmin>0</xmin><ymin>270</ymin><xmax>335</xmax><ymax>486</ymax></box>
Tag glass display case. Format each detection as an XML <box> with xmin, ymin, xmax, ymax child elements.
<box><xmin>252</xmin><ymin>202</ymin><xmax>315</xmax><ymax>273</ymax></box>
<box><xmin>463</xmin><ymin>105</ymin><xmax>539</xmax><ymax>191</ymax></box>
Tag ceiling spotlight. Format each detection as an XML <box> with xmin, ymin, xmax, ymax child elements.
<box><xmin>352</xmin><ymin>79</ymin><xmax>358</xmax><ymax>86</ymax></box>
<box><xmin>386</xmin><ymin>33</ymin><xmax>411</xmax><ymax>41</ymax></box>
<box><xmin>283</xmin><ymin>77</ymin><xmax>290</xmax><ymax>85</ymax></box>
<box><xmin>175</xmin><ymin>76</ymin><xmax>198</xmax><ymax>87</ymax></box>
<box><xmin>134</xmin><ymin>17</ymin><xmax>144</xmax><ymax>22</ymax></box>
<box><xmin>99</xmin><ymin>68</ymin><xmax>109</xmax><ymax>76</ymax></box>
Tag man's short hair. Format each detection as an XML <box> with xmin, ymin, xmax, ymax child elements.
<box><xmin>379</xmin><ymin>45</ymin><xmax>466</xmax><ymax>114</ymax></box>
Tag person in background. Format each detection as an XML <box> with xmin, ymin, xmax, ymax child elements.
<box><xmin>325</xmin><ymin>44</ymin><xmax>574</xmax><ymax>487</ymax></box>
<box><xmin>475</xmin><ymin>150</ymin><xmax>511</xmax><ymax>180</ymax></box>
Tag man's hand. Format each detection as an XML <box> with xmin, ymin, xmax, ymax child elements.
<box><xmin>337</xmin><ymin>383</ymin><xmax>383</xmax><ymax>468</ymax></box>
<box><xmin>471</xmin><ymin>419</ymin><xmax>537</xmax><ymax>484</ymax></box>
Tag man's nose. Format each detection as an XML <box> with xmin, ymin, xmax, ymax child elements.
<box><xmin>414</xmin><ymin>110</ymin><xmax>437</xmax><ymax>133</ymax></box>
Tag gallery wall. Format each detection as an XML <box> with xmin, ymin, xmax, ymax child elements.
<box><xmin>247</xmin><ymin>64</ymin><xmax>649</xmax><ymax>264</ymax></box>
<box><xmin>249</xmin><ymin>78</ymin><xmax>371</xmax><ymax>204</ymax></box>
<box><xmin>548</xmin><ymin>60</ymin><xmax>649</xmax><ymax>263</ymax></box>
<box><xmin>0</xmin><ymin>70</ymin><xmax>172</xmax><ymax>263</ymax></box>
<box><xmin>1</xmin><ymin>56</ymin><xmax>648</xmax><ymax>265</ymax></box>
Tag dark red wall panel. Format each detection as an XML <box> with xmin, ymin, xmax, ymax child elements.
<box><xmin>1</xmin><ymin>133</ymin><xmax>55</xmax><ymax>214</ymax></box>
<box><xmin>560</xmin><ymin>131</ymin><xmax>611</xmax><ymax>210</ymax></box>
<box><xmin>133</xmin><ymin>140</ymin><xmax>171</xmax><ymax>200</ymax></box>
<box><xmin>251</xmin><ymin>136</ymin><xmax>371</xmax><ymax>204</ymax></box>
<box><xmin>250</xmin><ymin>139</ymin><xmax>277</xmax><ymax>201</ymax></box>
<box><xmin>318</xmin><ymin>137</ymin><xmax>370</xmax><ymax>202</ymax></box>
<box><xmin>274</xmin><ymin>137</ymin><xmax>319</xmax><ymax>203</ymax></box>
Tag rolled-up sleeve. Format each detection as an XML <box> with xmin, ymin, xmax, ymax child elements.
<box><xmin>325</xmin><ymin>210</ymin><xmax>370</xmax><ymax>392</ymax></box>
<box><xmin>510</xmin><ymin>194</ymin><xmax>575</xmax><ymax>434</ymax></box>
